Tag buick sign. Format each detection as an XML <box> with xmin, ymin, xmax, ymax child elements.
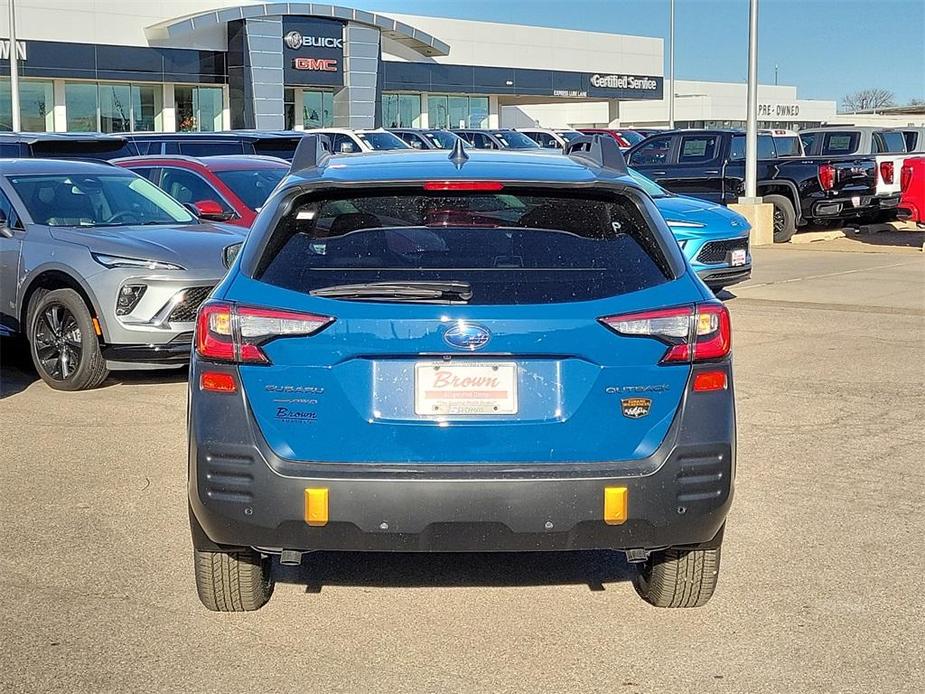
<box><xmin>284</xmin><ymin>30</ymin><xmax>343</xmax><ymax>50</ymax></box>
<box><xmin>443</xmin><ymin>323</ymin><xmax>491</xmax><ymax>351</ymax></box>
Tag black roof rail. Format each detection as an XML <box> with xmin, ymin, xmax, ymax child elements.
<box><xmin>289</xmin><ymin>135</ymin><xmax>330</xmax><ymax>175</ymax></box>
<box><xmin>563</xmin><ymin>134</ymin><xmax>627</xmax><ymax>175</ymax></box>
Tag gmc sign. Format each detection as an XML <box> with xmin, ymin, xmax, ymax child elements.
<box><xmin>293</xmin><ymin>57</ymin><xmax>338</xmax><ymax>72</ymax></box>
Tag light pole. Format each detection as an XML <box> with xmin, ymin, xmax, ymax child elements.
<box><xmin>668</xmin><ymin>0</ymin><xmax>675</xmax><ymax>129</ymax></box>
<box><xmin>744</xmin><ymin>0</ymin><xmax>759</xmax><ymax>200</ymax></box>
<box><xmin>8</xmin><ymin>0</ymin><xmax>21</xmax><ymax>132</ymax></box>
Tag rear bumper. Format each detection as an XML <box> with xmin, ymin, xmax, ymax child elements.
<box><xmin>808</xmin><ymin>194</ymin><xmax>899</xmax><ymax>220</ymax></box>
<box><xmin>188</xmin><ymin>362</ymin><xmax>736</xmax><ymax>553</ymax></box>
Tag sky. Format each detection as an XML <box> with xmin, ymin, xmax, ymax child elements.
<box><xmin>351</xmin><ymin>0</ymin><xmax>925</xmax><ymax>105</ymax></box>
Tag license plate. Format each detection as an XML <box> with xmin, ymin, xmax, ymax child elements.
<box><xmin>852</xmin><ymin>196</ymin><xmax>861</xmax><ymax>208</ymax></box>
<box><xmin>730</xmin><ymin>248</ymin><xmax>747</xmax><ymax>266</ymax></box>
<box><xmin>414</xmin><ymin>362</ymin><xmax>517</xmax><ymax>415</ymax></box>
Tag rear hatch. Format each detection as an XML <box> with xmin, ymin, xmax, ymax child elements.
<box><xmin>225</xmin><ymin>185</ymin><xmax>705</xmax><ymax>464</ymax></box>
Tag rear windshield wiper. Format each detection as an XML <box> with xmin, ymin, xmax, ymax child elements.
<box><xmin>310</xmin><ymin>281</ymin><xmax>472</xmax><ymax>304</ymax></box>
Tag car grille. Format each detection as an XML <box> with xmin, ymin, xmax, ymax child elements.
<box><xmin>696</xmin><ymin>239</ymin><xmax>749</xmax><ymax>265</ymax></box>
<box><xmin>167</xmin><ymin>286</ymin><xmax>212</xmax><ymax>323</ymax></box>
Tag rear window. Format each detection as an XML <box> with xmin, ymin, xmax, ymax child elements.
<box><xmin>179</xmin><ymin>141</ymin><xmax>246</xmax><ymax>156</ymax></box>
<box><xmin>356</xmin><ymin>132</ymin><xmax>408</xmax><ymax>151</ymax></box>
<box><xmin>28</xmin><ymin>140</ymin><xmax>137</xmax><ymax>160</ymax></box>
<box><xmin>493</xmin><ymin>132</ymin><xmax>540</xmax><ymax>149</ymax></box>
<box><xmin>821</xmin><ymin>132</ymin><xmax>860</xmax><ymax>155</ymax></box>
<box><xmin>215</xmin><ymin>168</ymin><xmax>287</xmax><ymax>210</ymax></box>
<box><xmin>256</xmin><ymin>190</ymin><xmax>671</xmax><ymax>304</ymax></box>
<box><xmin>252</xmin><ymin>138</ymin><xmax>302</xmax><ymax>160</ymax></box>
<box><xmin>874</xmin><ymin>131</ymin><xmax>906</xmax><ymax>154</ymax></box>
<box><xmin>773</xmin><ymin>136</ymin><xmax>802</xmax><ymax>157</ymax></box>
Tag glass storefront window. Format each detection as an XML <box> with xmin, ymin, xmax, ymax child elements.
<box><xmin>427</xmin><ymin>95</ymin><xmax>488</xmax><ymax>129</ymax></box>
<box><xmin>382</xmin><ymin>93</ymin><xmax>422</xmax><ymax>128</ymax></box>
<box><xmin>284</xmin><ymin>88</ymin><xmax>295</xmax><ymax>130</ymax></box>
<box><xmin>0</xmin><ymin>79</ymin><xmax>54</xmax><ymax>131</ymax></box>
<box><xmin>427</xmin><ymin>95</ymin><xmax>448</xmax><ymax>129</ymax></box>
<box><xmin>64</xmin><ymin>81</ymin><xmax>163</xmax><ymax>132</ymax></box>
<box><xmin>176</xmin><ymin>85</ymin><xmax>224</xmax><ymax>132</ymax></box>
<box><xmin>99</xmin><ymin>83</ymin><xmax>132</xmax><ymax>133</ymax></box>
<box><xmin>131</xmin><ymin>84</ymin><xmax>162</xmax><ymax>132</ymax></box>
<box><xmin>65</xmin><ymin>83</ymin><xmax>99</xmax><ymax>132</ymax></box>
<box><xmin>302</xmin><ymin>90</ymin><xmax>333</xmax><ymax>129</ymax></box>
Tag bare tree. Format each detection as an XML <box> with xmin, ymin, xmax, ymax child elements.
<box><xmin>841</xmin><ymin>88</ymin><xmax>896</xmax><ymax>113</ymax></box>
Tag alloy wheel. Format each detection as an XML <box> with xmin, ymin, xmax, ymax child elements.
<box><xmin>33</xmin><ymin>303</ymin><xmax>83</xmax><ymax>381</ymax></box>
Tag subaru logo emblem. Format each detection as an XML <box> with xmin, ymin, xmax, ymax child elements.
<box><xmin>284</xmin><ymin>31</ymin><xmax>303</xmax><ymax>49</ymax></box>
<box><xmin>443</xmin><ymin>323</ymin><xmax>491</xmax><ymax>351</ymax></box>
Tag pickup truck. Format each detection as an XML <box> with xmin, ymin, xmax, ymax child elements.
<box><xmin>625</xmin><ymin>129</ymin><xmax>879</xmax><ymax>242</ymax></box>
<box><xmin>799</xmin><ymin>126</ymin><xmax>907</xmax><ymax>218</ymax></box>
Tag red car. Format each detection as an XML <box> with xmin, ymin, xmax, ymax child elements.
<box><xmin>114</xmin><ymin>155</ymin><xmax>289</xmax><ymax>227</ymax></box>
<box><xmin>898</xmin><ymin>156</ymin><xmax>925</xmax><ymax>224</ymax></box>
<box><xmin>577</xmin><ymin>128</ymin><xmax>646</xmax><ymax>150</ymax></box>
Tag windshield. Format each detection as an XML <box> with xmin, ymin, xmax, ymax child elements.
<box><xmin>619</xmin><ymin>131</ymin><xmax>646</xmax><ymax>146</ymax></box>
<box><xmin>557</xmin><ymin>130</ymin><xmax>583</xmax><ymax>142</ymax></box>
<box><xmin>357</xmin><ymin>132</ymin><xmax>410</xmax><ymax>151</ymax></box>
<box><xmin>9</xmin><ymin>173</ymin><xmax>195</xmax><ymax>227</ymax></box>
<box><xmin>424</xmin><ymin>131</ymin><xmax>461</xmax><ymax>149</ymax></box>
<box><xmin>493</xmin><ymin>132</ymin><xmax>540</xmax><ymax>149</ymax></box>
<box><xmin>215</xmin><ymin>168</ymin><xmax>287</xmax><ymax>210</ymax></box>
<box><xmin>627</xmin><ymin>168</ymin><xmax>670</xmax><ymax>198</ymax></box>
<box><xmin>256</xmin><ymin>190</ymin><xmax>669</xmax><ymax>304</ymax></box>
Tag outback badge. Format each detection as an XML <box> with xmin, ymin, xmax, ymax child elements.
<box><xmin>621</xmin><ymin>397</ymin><xmax>652</xmax><ymax>419</ymax></box>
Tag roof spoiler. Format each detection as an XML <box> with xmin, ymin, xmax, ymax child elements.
<box><xmin>289</xmin><ymin>134</ymin><xmax>331</xmax><ymax>175</ymax></box>
<box><xmin>563</xmin><ymin>134</ymin><xmax>627</xmax><ymax>175</ymax></box>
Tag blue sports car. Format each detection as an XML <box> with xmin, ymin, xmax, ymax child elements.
<box><xmin>188</xmin><ymin>136</ymin><xmax>735</xmax><ymax>612</ymax></box>
<box><xmin>628</xmin><ymin>169</ymin><xmax>751</xmax><ymax>291</ymax></box>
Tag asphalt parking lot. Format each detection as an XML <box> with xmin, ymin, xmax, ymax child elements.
<box><xmin>1</xmin><ymin>233</ymin><xmax>923</xmax><ymax>693</ymax></box>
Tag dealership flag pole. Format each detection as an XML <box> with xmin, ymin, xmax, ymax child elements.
<box><xmin>668</xmin><ymin>0</ymin><xmax>675</xmax><ymax>129</ymax></box>
<box><xmin>8</xmin><ymin>0</ymin><xmax>20</xmax><ymax>132</ymax></box>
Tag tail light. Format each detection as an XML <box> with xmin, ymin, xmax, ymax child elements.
<box><xmin>195</xmin><ymin>301</ymin><xmax>333</xmax><ymax>364</ymax></box>
<box><xmin>599</xmin><ymin>303</ymin><xmax>731</xmax><ymax>364</ymax></box>
<box><xmin>880</xmin><ymin>161</ymin><xmax>894</xmax><ymax>185</ymax></box>
<box><xmin>901</xmin><ymin>165</ymin><xmax>912</xmax><ymax>192</ymax></box>
<box><xmin>818</xmin><ymin>163</ymin><xmax>836</xmax><ymax>191</ymax></box>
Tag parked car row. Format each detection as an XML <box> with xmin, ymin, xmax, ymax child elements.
<box><xmin>1</xmin><ymin>128</ymin><xmax>752</xmax><ymax>393</ymax></box>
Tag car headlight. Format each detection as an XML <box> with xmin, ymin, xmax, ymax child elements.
<box><xmin>665</xmin><ymin>220</ymin><xmax>707</xmax><ymax>229</ymax></box>
<box><xmin>92</xmin><ymin>253</ymin><xmax>185</xmax><ymax>271</ymax></box>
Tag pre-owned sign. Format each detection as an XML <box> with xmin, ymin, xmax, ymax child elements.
<box><xmin>282</xmin><ymin>17</ymin><xmax>344</xmax><ymax>87</ymax></box>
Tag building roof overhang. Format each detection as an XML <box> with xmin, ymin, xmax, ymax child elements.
<box><xmin>145</xmin><ymin>2</ymin><xmax>450</xmax><ymax>57</ymax></box>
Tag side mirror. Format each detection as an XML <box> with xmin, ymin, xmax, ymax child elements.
<box><xmin>223</xmin><ymin>242</ymin><xmax>243</xmax><ymax>269</ymax></box>
<box><xmin>411</xmin><ymin>140</ymin><xmax>424</xmax><ymax>149</ymax></box>
<box><xmin>339</xmin><ymin>142</ymin><xmax>356</xmax><ymax>153</ymax></box>
<box><xmin>192</xmin><ymin>200</ymin><xmax>233</xmax><ymax>222</ymax></box>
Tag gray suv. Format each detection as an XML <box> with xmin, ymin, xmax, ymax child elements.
<box><xmin>0</xmin><ymin>159</ymin><xmax>245</xmax><ymax>390</ymax></box>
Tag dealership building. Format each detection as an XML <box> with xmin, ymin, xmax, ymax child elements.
<box><xmin>0</xmin><ymin>0</ymin><xmax>837</xmax><ymax>134</ymax></box>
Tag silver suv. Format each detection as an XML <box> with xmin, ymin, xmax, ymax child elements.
<box><xmin>0</xmin><ymin>158</ymin><xmax>245</xmax><ymax>390</ymax></box>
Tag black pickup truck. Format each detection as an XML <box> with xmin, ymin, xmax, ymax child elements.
<box><xmin>625</xmin><ymin>129</ymin><xmax>879</xmax><ymax>242</ymax></box>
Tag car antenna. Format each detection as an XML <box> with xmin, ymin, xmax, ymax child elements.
<box><xmin>563</xmin><ymin>134</ymin><xmax>627</xmax><ymax>175</ymax></box>
<box><xmin>448</xmin><ymin>138</ymin><xmax>469</xmax><ymax>169</ymax></box>
<box><xmin>290</xmin><ymin>134</ymin><xmax>330</xmax><ymax>175</ymax></box>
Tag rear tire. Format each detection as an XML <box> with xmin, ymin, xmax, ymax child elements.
<box><xmin>194</xmin><ymin>548</ymin><xmax>274</xmax><ymax>612</ymax></box>
<box><xmin>633</xmin><ymin>545</ymin><xmax>722</xmax><ymax>608</ymax></box>
<box><xmin>764</xmin><ymin>194</ymin><xmax>796</xmax><ymax>243</ymax></box>
<box><xmin>27</xmin><ymin>288</ymin><xmax>108</xmax><ymax>391</ymax></box>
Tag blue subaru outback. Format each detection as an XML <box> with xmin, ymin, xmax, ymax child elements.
<box><xmin>188</xmin><ymin>135</ymin><xmax>735</xmax><ymax>611</ymax></box>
